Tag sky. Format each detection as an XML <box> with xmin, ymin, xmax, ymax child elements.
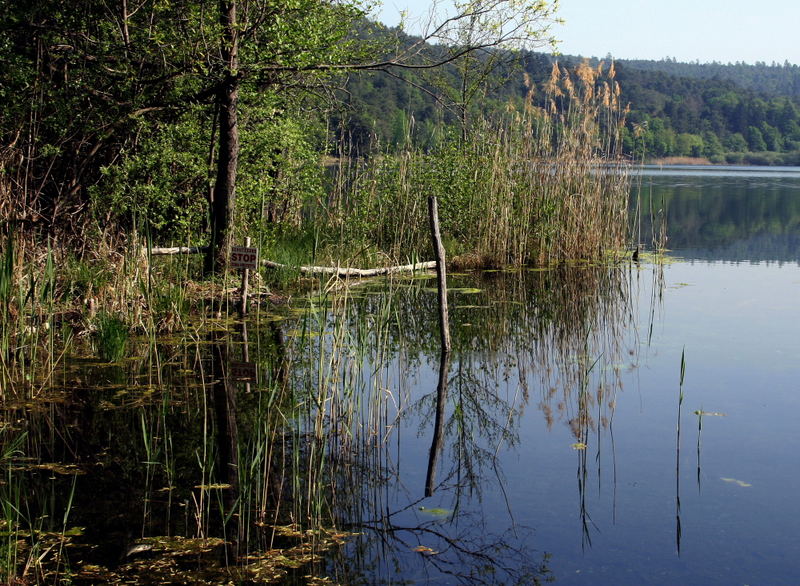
<box><xmin>375</xmin><ymin>0</ymin><xmax>800</xmax><ymax>66</ymax></box>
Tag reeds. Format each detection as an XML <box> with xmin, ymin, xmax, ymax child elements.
<box><xmin>318</xmin><ymin>61</ymin><xmax>630</xmax><ymax>268</ymax></box>
<box><xmin>93</xmin><ymin>312</ymin><xmax>129</xmax><ymax>362</ymax></box>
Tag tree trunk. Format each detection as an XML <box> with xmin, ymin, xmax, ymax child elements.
<box><xmin>206</xmin><ymin>0</ymin><xmax>240</xmax><ymax>274</ymax></box>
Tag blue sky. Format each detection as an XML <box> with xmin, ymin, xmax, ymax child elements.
<box><xmin>376</xmin><ymin>0</ymin><xmax>800</xmax><ymax>65</ymax></box>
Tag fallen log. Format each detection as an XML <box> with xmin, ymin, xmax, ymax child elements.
<box><xmin>261</xmin><ymin>259</ymin><xmax>437</xmax><ymax>277</ymax></box>
<box><xmin>145</xmin><ymin>246</ymin><xmax>436</xmax><ymax>277</ymax></box>
<box><xmin>148</xmin><ymin>246</ymin><xmax>207</xmax><ymax>255</ymax></box>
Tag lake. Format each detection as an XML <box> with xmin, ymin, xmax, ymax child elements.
<box><xmin>5</xmin><ymin>166</ymin><xmax>800</xmax><ymax>584</ymax></box>
<box><xmin>323</xmin><ymin>165</ymin><xmax>800</xmax><ymax>584</ymax></box>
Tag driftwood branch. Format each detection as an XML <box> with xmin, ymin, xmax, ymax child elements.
<box><xmin>145</xmin><ymin>246</ymin><xmax>436</xmax><ymax>277</ymax></box>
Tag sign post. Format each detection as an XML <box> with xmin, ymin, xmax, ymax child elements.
<box><xmin>231</xmin><ymin>239</ymin><xmax>258</xmax><ymax>316</ymax></box>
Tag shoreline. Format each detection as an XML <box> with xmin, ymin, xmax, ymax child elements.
<box><xmin>648</xmin><ymin>156</ymin><xmax>712</xmax><ymax>166</ymax></box>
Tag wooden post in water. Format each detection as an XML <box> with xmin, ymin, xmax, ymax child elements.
<box><xmin>428</xmin><ymin>196</ymin><xmax>451</xmax><ymax>354</ymax></box>
<box><xmin>240</xmin><ymin>236</ymin><xmax>251</xmax><ymax>317</ymax></box>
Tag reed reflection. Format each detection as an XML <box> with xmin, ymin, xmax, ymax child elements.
<box><xmin>316</xmin><ymin>262</ymin><xmax>645</xmax><ymax>582</ymax></box>
<box><xmin>0</xmin><ymin>257</ymin><xmax>659</xmax><ymax>583</ymax></box>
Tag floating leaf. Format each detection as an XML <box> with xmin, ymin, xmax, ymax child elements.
<box><xmin>30</xmin><ymin>463</ymin><xmax>86</xmax><ymax>475</ymax></box>
<box><xmin>418</xmin><ymin>506</ymin><xmax>452</xmax><ymax>517</ymax></box>
<box><xmin>721</xmin><ymin>477</ymin><xmax>751</xmax><ymax>487</ymax></box>
<box><xmin>126</xmin><ymin>543</ymin><xmax>154</xmax><ymax>557</ymax></box>
<box><xmin>412</xmin><ymin>545</ymin><xmax>438</xmax><ymax>555</ymax></box>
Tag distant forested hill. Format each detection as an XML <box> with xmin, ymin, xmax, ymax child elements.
<box><xmin>615</xmin><ymin>58</ymin><xmax>800</xmax><ymax>97</ymax></box>
<box><xmin>608</xmin><ymin>58</ymin><xmax>800</xmax><ymax>162</ymax></box>
<box><xmin>339</xmin><ymin>27</ymin><xmax>800</xmax><ymax>165</ymax></box>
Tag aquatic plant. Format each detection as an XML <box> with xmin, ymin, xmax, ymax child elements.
<box><xmin>94</xmin><ymin>312</ymin><xmax>129</xmax><ymax>362</ymax></box>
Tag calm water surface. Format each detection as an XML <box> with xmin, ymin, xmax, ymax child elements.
<box><xmin>335</xmin><ymin>166</ymin><xmax>800</xmax><ymax>584</ymax></box>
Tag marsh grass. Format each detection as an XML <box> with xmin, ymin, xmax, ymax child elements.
<box><xmin>94</xmin><ymin>312</ymin><xmax>129</xmax><ymax>362</ymax></box>
<box><xmin>317</xmin><ymin>61</ymin><xmax>630</xmax><ymax>268</ymax></box>
<box><xmin>0</xmin><ymin>233</ymin><xmax>64</xmax><ymax>395</ymax></box>
<box><xmin>0</xmin><ymin>255</ymin><xmax>650</xmax><ymax>583</ymax></box>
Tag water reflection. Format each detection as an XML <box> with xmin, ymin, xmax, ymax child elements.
<box><xmin>0</xmin><ymin>259</ymin><xmax>646</xmax><ymax>583</ymax></box>
<box><xmin>634</xmin><ymin>167</ymin><xmax>800</xmax><ymax>262</ymax></box>
<box><xmin>319</xmin><ymin>264</ymin><xmax>641</xmax><ymax>584</ymax></box>
<box><xmin>424</xmin><ymin>351</ymin><xmax>450</xmax><ymax>498</ymax></box>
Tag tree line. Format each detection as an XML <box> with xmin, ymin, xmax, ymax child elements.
<box><xmin>0</xmin><ymin>0</ymin><xmax>561</xmax><ymax>269</ymax></box>
<box><xmin>338</xmin><ymin>41</ymin><xmax>800</xmax><ymax>165</ymax></box>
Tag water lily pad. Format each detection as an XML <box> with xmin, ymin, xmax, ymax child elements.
<box><xmin>29</xmin><ymin>463</ymin><xmax>86</xmax><ymax>475</ymax></box>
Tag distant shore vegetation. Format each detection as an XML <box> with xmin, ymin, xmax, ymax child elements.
<box><xmin>340</xmin><ymin>46</ymin><xmax>800</xmax><ymax>166</ymax></box>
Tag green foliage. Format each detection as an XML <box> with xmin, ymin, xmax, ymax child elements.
<box><xmin>747</xmin><ymin>126</ymin><xmax>768</xmax><ymax>151</ymax></box>
<box><xmin>725</xmin><ymin>133</ymin><xmax>749</xmax><ymax>152</ymax></box>
<box><xmin>93</xmin><ymin>313</ymin><xmax>129</xmax><ymax>363</ymax></box>
<box><xmin>0</xmin><ymin>0</ymin><xmax>374</xmax><ymax>246</ymax></box>
<box><xmin>63</xmin><ymin>255</ymin><xmax>111</xmax><ymax>300</ymax></box>
<box><xmin>237</xmin><ymin>98</ymin><xmax>327</xmax><ymax>242</ymax></box>
<box><xmin>340</xmin><ymin>48</ymin><xmax>800</xmax><ymax>164</ymax></box>
<box><xmin>91</xmin><ymin>110</ymin><xmax>211</xmax><ymax>239</ymax></box>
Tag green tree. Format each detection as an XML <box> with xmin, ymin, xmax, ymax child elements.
<box><xmin>676</xmin><ymin>133</ymin><xmax>704</xmax><ymax>157</ymax></box>
<box><xmin>760</xmin><ymin>122</ymin><xmax>783</xmax><ymax>151</ymax></box>
<box><xmin>725</xmin><ymin>132</ymin><xmax>748</xmax><ymax>152</ymax></box>
<box><xmin>747</xmin><ymin>125</ymin><xmax>767</xmax><ymax>151</ymax></box>
<box><xmin>701</xmin><ymin>131</ymin><xmax>725</xmax><ymax>159</ymax></box>
<box><xmin>425</xmin><ymin>0</ymin><xmax>559</xmax><ymax>140</ymax></box>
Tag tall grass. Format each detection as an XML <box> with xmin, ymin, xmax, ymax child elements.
<box><xmin>318</xmin><ymin>61</ymin><xmax>630</xmax><ymax>268</ymax></box>
<box><xmin>94</xmin><ymin>312</ymin><xmax>129</xmax><ymax>362</ymax></box>
<box><xmin>0</xmin><ymin>231</ymin><xmax>64</xmax><ymax>395</ymax></box>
